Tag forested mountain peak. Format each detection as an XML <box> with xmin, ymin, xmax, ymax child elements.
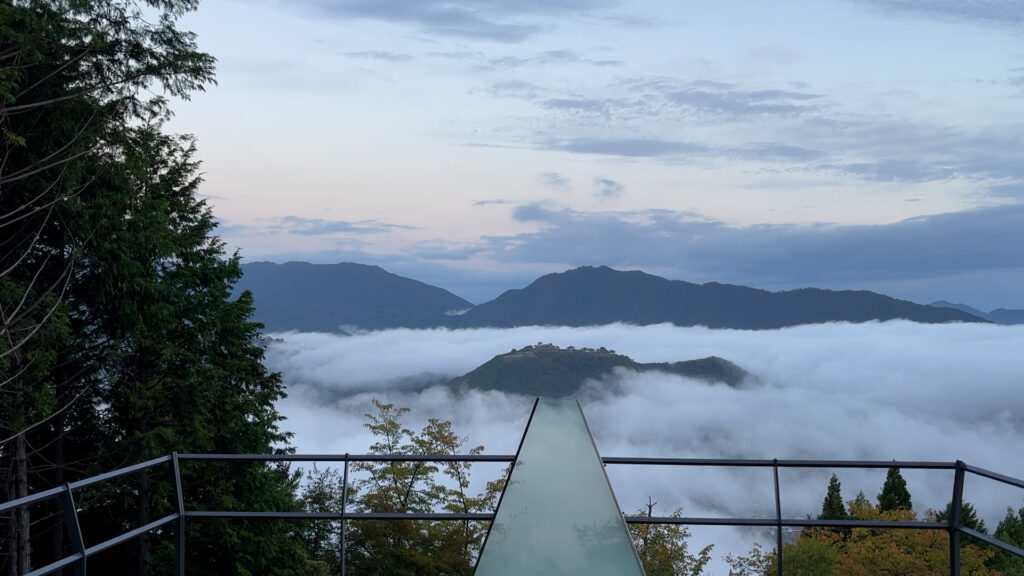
<box><xmin>237</xmin><ymin>261</ymin><xmax>472</xmax><ymax>332</ymax></box>
<box><xmin>457</xmin><ymin>266</ymin><xmax>986</xmax><ymax>328</ymax></box>
<box><xmin>448</xmin><ymin>343</ymin><xmax>750</xmax><ymax>397</ymax></box>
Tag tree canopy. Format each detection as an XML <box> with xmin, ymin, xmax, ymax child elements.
<box><xmin>2</xmin><ymin>1</ymin><xmax>307</xmax><ymax>573</ymax></box>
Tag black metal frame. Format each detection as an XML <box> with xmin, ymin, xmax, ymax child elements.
<box><xmin>2</xmin><ymin>454</ymin><xmax>1023</xmax><ymax>576</ymax></box>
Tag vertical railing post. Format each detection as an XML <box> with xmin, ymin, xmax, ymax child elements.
<box><xmin>949</xmin><ymin>461</ymin><xmax>965</xmax><ymax>576</ymax></box>
<box><xmin>340</xmin><ymin>454</ymin><xmax>349</xmax><ymax>576</ymax></box>
<box><xmin>172</xmin><ymin>452</ymin><xmax>186</xmax><ymax>576</ymax></box>
<box><xmin>773</xmin><ymin>459</ymin><xmax>783</xmax><ymax>576</ymax></box>
<box><xmin>59</xmin><ymin>483</ymin><xmax>86</xmax><ymax>576</ymax></box>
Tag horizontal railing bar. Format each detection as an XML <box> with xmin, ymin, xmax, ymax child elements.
<box><xmin>605</xmin><ymin>457</ymin><xmax>775</xmax><ymax>467</ymax></box>
<box><xmin>177</xmin><ymin>454</ymin><xmax>957</xmax><ymax>468</ymax></box>
<box><xmin>0</xmin><ymin>485</ymin><xmax>67</xmax><ymax>514</ymax></box>
<box><xmin>623</xmin><ymin>516</ymin><xmax>948</xmax><ymax>530</ymax></box>
<box><xmin>603</xmin><ymin>457</ymin><xmax>957</xmax><ymax>469</ymax></box>
<box><xmin>963</xmin><ymin>464</ymin><xmax>1024</xmax><ymax>490</ymax></box>
<box><xmin>961</xmin><ymin>527</ymin><xmax>1024</xmax><ymax>559</ymax></box>
<box><xmin>796</xmin><ymin>518</ymin><xmax>946</xmax><ymax>529</ymax></box>
<box><xmin>186</xmin><ymin>510</ymin><xmax>495</xmax><ymax>521</ymax></box>
<box><xmin>85</xmin><ymin>513</ymin><xmax>178</xmax><ymax>557</ymax></box>
<box><xmin>177</xmin><ymin>453</ymin><xmax>516</xmax><ymax>462</ymax></box>
<box><xmin>23</xmin><ymin>553</ymin><xmax>84</xmax><ymax>576</ymax></box>
<box><xmin>624</xmin><ymin>516</ymin><xmax>778</xmax><ymax>527</ymax></box>
<box><xmin>2</xmin><ymin>456</ymin><xmax>963</xmax><ymax>513</ymax></box>
<box><xmin>68</xmin><ymin>455</ymin><xmax>173</xmax><ymax>490</ymax></box>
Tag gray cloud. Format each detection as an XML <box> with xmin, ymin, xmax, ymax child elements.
<box><xmin>546</xmin><ymin>138</ymin><xmax>707</xmax><ymax>157</ymax></box>
<box><xmin>663</xmin><ymin>86</ymin><xmax>824</xmax><ymax>117</ymax></box>
<box><xmin>232</xmin><ymin>199</ymin><xmax>1024</xmax><ymax>308</ymax></box>
<box><xmin>487</xmin><ymin>79</ymin><xmax>542</xmax><ymax>99</ymax></box>
<box><xmin>481</xmin><ymin>203</ymin><xmax>1024</xmax><ymax>307</ymax></box>
<box><xmin>473</xmin><ymin>198</ymin><xmax>511</xmax><ymax>206</ymax></box>
<box><xmin>271</xmin><ymin>322</ymin><xmax>1024</xmax><ymax>573</ymax></box>
<box><xmin>593</xmin><ymin>177</ymin><xmax>625</xmax><ymax>199</ymax></box>
<box><xmin>619</xmin><ymin>78</ymin><xmax>825</xmax><ymax>119</ymax></box>
<box><xmin>245</xmin><ymin>216</ymin><xmax>416</xmax><ymax>236</ymax></box>
<box><xmin>990</xmin><ymin>183</ymin><xmax>1024</xmax><ymax>197</ymax></box>
<box><xmin>538</xmin><ymin>172</ymin><xmax>571</xmax><ymax>191</ymax></box>
<box><xmin>488</xmin><ymin>73</ymin><xmax>1024</xmax><ymax>183</ymax></box>
<box><xmin>489</xmin><ymin>49</ymin><xmax>578</xmax><ymax>68</ymax></box>
<box><xmin>731</xmin><ymin>143</ymin><xmax>825</xmax><ymax>162</ymax></box>
<box><xmin>345</xmin><ymin>50</ymin><xmax>414</xmax><ymax>62</ymax></box>
<box><xmin>487</xmin><ymin>49</ymin><xmax>623</xmax><ymax>69</ymax></box>
<box><xmin>849</xmin><ymin>0</ymin><xmax>1024</xmax><ymax>25</ymax></box>
<box><xmin>236</xmin><ymin>203</ymin><xmax>1024</xmax><ymax>308</ymax></box>
<box><xmin>283</xmin><ymin>0</ymin><xmax>620</xmax><ymax>42</ymax></box>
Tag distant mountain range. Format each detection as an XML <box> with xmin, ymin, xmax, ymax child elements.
<box><xmin>236</xmin><ymin>261</ymin><xmax>471</xmax><ymax>332</ymax></box>
<box><xmin>239</xmin><ymin>262</ymin><xmax>995</xmax><ymax>332</ymax></box>
<box><xmin>448</xmin><ymin>343</ymin><xmax>750</xmax><ymax>397</ymax></box>
<box><xmin>929</xmin><ymin>301</ymin><xmax>1024</xmax><ymax>325</ymax></box>
<box><xmin>447</xmin><ymin>266</ymin><xmax>985</xmax><ymax>329</ymax></box>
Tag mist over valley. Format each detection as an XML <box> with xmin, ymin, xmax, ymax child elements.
<box><xmin>267</xmin><ymin>321</ymin><xmax>1024</xmax><ymax>567</ymax></box>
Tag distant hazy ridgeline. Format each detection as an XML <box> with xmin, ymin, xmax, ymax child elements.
<box><xmin>240</xmin><ymin>262</ymin><xmax>994</xmax><ymax>332</ymax></box>
<box><xmin>236</xmin><ymin>261</ymin><xmax>472</xmax><ymax>332</ymax></box>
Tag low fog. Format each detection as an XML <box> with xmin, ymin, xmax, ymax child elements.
<box><xmin>267</xmin><ymin>321</ymin><xmax>1024</xmax><ymax>569</ymax></box>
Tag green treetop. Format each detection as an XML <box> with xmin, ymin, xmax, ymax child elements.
<box><xmin>878</xmin><ymin>467</ymin><xmax>913</xmax><ymax>512</ymax></box>
<box><xmin>819</xmin><ymin>473</ymin><xmax>850</xmax><ymax>521</ymax></box>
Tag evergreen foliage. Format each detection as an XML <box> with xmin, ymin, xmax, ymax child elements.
<box><xmin>935</xmin><ymin>501</ymin><xmax>987</xmax><ymax>533</ymax></box>
<box><xmin>819</xmin><ymin>473</ymin><xmax>849</xmax><ymax>521</ymax></box>
<box><xmin>878</xmin><ymin>467</ymin><xmax>913</xmax><ymax>512</ymax></box>
<box><xmin>1</xmin><ymin>1</ymin><xmax>307</xmax><ymax>573</ymax></box>
<box><xmin>991</xmin><ymin>504</ymin><xmax>1024</xmax><ymax>575</ymax></box>
<box><xmin>449</xmin><ymin>343</ymin><xmax>748</xmax><ymax>396</ymax></box>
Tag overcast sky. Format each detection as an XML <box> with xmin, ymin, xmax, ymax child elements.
<box><xmin>170</xmin><ymin>0</ymin><xmax>1024</xmax><ymax>307</ymax></box>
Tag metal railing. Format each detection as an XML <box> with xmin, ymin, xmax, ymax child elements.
<box><xmin>2</xmin><ymin>453</ymin><xmax>1023</xmax><ymax>576</ymax></box>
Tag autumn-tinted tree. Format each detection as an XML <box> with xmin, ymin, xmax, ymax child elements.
<box><xmin>630</xmin><ymin>498</ymin><xmax>713</xmax><ymax>576</ymax></box>
<box><xmin>724</xmin><ymin>541</ymin><xmax>774</xmax><ymax>576</ymax></box>
<box><xmin>342</xmin><ymin>400</ymin><xmax>501</xmax><ymax>576</ymax></box>
<box><xmin>728</xmin><ymin>487</ymin><xmax>998</xmax><ymax>575</ymax></box>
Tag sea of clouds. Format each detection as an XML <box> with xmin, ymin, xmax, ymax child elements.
<box><xmin>266</xmin><ymin>321</ymin><xmax>1024</xmax><ymax>571</ymax></box>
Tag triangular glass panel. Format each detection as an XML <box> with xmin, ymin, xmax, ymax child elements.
<box><xmin>475</xmin><ymin>397</ymin><xmax>645</xmax><ymax>575</ymax></box>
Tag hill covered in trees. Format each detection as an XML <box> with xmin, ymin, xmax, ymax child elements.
<box><xmin>454</xmin><ymin>266</ymin><xmax>986</xmax><ymax>329</ymax></box>
<box><xmin>930</xmin><ymin>300</ymin><xmax>1024</xmax><ymax>325</ymax></box>
<box><xmin>237</xmin><ymin>261</ymin><xmax>472</xmax><ymax>332</ymax></box>
<box><xmin>448</xmin><ymin>343</ymin><xmax>750</xmax><ymax>396</ymax></box>
<box><xmin>237</xmin><ymin>264</ymin><xmax>987</xmax><ymax>332</ymax></box>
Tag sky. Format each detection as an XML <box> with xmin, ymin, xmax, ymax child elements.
<box><xmin>169</xmin><ymin>0</ymin><xmax>1024</xmax><ymax>307</ymax></box>
<box><xmin>268</xmin><ymin>321</ymin><xmax>1024</xmax><ymax>571</ymax></box>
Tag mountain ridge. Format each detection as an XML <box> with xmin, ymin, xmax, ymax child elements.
<box><xmin>449</xmin><ymin>266</ymin><xmax>985</xmax><ymax>329</ymax></box>
<box><xmin>236</xmin><ymin>261</ymin><xmax>472</xmax><ymax>332</ymax></box>
<box><xmin>239</xmin><ymin>262</ymin><xmax>988</xmax><ymax>332</ymax></box>
<box><xmin>448</xmin><ymin>343</ymin><xmax>751</xmax><ymax>397</ymax></box>
<box><xmin>929</xmin><ymin>300</ymin><xmax>1024</xmax><ymax>325</ymax></box>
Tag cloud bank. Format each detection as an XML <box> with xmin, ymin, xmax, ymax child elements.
<box><xmin>270</xmin><ymin>321</ymin><xmax>1024</xmax><ymax>567</ymax></box>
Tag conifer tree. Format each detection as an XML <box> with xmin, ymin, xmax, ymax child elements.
<box><xmin>878</xmin><ymin>467</ymin><xmax>913</xmax><ymax>512</ymax></box>
<box><xmin>2</xmin><ymin>2</ymin><xmax>309</xmax><ymax>573</ymax></box>
<box><xmin>819</xmin><ymin>473</ymin><xmax>849</xmax><ymax>521</ymax></box>
<box><xmin>991</xmin><ymin>504</ymin><xmax>1024</xmax><ymax>575</ymax></box>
